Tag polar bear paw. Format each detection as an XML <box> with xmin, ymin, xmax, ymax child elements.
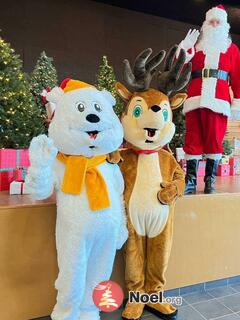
<box><xmin>29</xmin><ymin>134</ymin><xmax>58</xmax><ymax>167</ymax></box>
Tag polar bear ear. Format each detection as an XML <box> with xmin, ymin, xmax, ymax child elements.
<box><xmin>101</xmin><ymin>89</ymin><xmax>116</xmax><ymax>107</ymax></box>
<box><xmin>46</xmin><ymin>87</ymin><xmax>64</xmax><ymax>103</ymax></box>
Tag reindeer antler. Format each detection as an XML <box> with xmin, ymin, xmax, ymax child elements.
<box><xmin>157</xmin><ymin>45</ymin><xmax>192</xmax><ymax>96</ymax></box>
<box><xmin>123</xmin><ymin>48</ymin><xmax>166</xmax><ymax>92</ymax></box>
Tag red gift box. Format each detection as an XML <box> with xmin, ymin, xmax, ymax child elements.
<box><xmin>229</xmin><ymin>157</ymin><xmax>237</xmax><ymax>176</ymax></box>
<box><xmin>0</xmin><ymin>149</ymin><xmax>29</xmax><ymax>191</ymax></box>
<box><xmin>197</xmin><ymin>160</ymin><xmax>206</xmax><ymax>177</ymax></box>
<box><xmin>217</xmin><ymin>164</ymin><xmax>230</xmax><ymax>176</ymax></box>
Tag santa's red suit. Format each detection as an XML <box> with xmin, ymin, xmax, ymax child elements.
<box><xmin>182</xmin><ymin>7</ymin><xmax>240</xmax><ymax>158</ymax></box>
<box><xmin>184</xmin><ymin>42</ymin><xmax>240</xmax><ymax>156</ymax></box>
<box><xmin>180</xmin><ymin>4</ymin><xmax>240</xmax><ymax>194</ymax></box>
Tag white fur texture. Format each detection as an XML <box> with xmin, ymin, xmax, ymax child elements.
<box><xmin>183</xmin><ymin>96</ymin><xmax>231</xmax><ymax>116</ymax></box>
<box><xmin>48</xmin><ymin>88</ymin><xmax>123</xmax><ymax>157</ymax></box>
<box><xmin>185</xmin><ymin>154</ymin><xmax>202</xmax><ymax>160</ymax></box>
<box><xmin>178</xmin><ymin>41</ymin><xmax>195</xmax><ymax>63</ymax></box>
<box><xmin>51</xmin><ymin>160</ymin><xmax>126</xmax><ymax>320</ymax></box>
<box><xmin>26</xmin><ymin>87</ymin><xmax>127</xmax><ymax>320</ymax></box>
<box><xmin>46</xmin><ymin>87</ymin><xmax>64</xmax><ymax>103</ymax></box>
<box><xmin>205</xmin><ymin>6</ymin><xmax>227</xmax><ymax>22</ymax></box>
<box><xmin>205</xmin><ymin>153</ymin><xmax>222</xmax><ymax>160</ymax></box>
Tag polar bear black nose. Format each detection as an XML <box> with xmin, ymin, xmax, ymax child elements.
<box><xmin>151</xmin><ymin>105</ymin><xmax>161</xmax><ymax>112</ymax></box>
<box><xmin>86</xmin><ymin>114</ymin><xmax>100</xmax><ymax>123</ymax></box>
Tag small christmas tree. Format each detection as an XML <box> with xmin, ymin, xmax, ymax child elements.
<box><xmin>222</xmin><ymin>139</ymin><xmax>232</xmax><ymax>155</ymax></box>
<box><xmin>30</xmin><ymin>51</ymin><xmax>58</xmax><ymax>131</ymax></box>
<box><xmin>96</xmin><ymin>55</ymin><xmax>124</xmax><ymax>117</ymax></box>
<box><xmin>0</xmin><ymin>38</ymin><xmax>44</xmax><ymax>148</ymax></box>
<box><xmin>170</xmin><ymin>106</ymin><xmax>185</xmax><ymax>152</ymax></box>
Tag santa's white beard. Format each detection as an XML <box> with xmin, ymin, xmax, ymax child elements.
<box><xmin>196</xmin><ymin>21</ymin><xmax>231</xmax><ymax>54</ymax></box>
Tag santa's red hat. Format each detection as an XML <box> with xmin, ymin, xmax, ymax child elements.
<box><xmin>206</xmin><ymin>4</ymin><xmax>227</xmax><ymax>22</ymax></box>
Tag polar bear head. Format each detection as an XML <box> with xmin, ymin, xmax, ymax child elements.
<box><xmin>46</xmin><ymin>79</ymin><xmax>123</xmax><ymax>157</ymax></box>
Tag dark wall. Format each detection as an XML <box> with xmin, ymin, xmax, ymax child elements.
<box><xmin>1</xmin><ymin>0</ymin><xmax>240</xmax><ymax>84</ymax></box>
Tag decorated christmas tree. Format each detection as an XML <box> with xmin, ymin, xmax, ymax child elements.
<box><xmin>170</xmin><ymin>106</ymin><xmax>185</xmax><ymax>152</ymax></box>
<box><xmin>0</xmin><ymin>38</ymin><xmax>44</xmax><ymax>148</ymax></box>
<box><xmin>222</xmin><ymin>139</ymin><xmax>232</xmax><ymax>155</ymax></box>
<box><xmin>96</xmin><ymin>55</ymin><xmax>124</xmax><ymax>117</ymax></box>
<box><xmin>30</xmin><ymin>51</ymin><xmax>58</xmax><ymax>130</ymax></box>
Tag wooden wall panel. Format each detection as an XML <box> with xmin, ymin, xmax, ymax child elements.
<box><xmin>2</xmin><ymin>0</ymin><xmax>239</xmax><ymax>83</ymax></box>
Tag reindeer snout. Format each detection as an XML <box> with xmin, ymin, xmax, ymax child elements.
<box><xmin>151</xmin><ymin>105</ymin><xmax>161</xmax><ymax>113</ymax></box>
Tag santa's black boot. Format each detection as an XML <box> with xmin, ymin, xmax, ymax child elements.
<box><xmin>204</xmin><ymin>158</ymin><xmax>220</xmax><ymax>194</ymax></box>
<box><xmin>185</xmin><ymin>159</ymin><xmax>199</xmax><ymax>194</ymax></box>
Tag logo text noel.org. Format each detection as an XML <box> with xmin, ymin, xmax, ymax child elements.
<box><xmin>129</xmin><ymin>291</ymin><xmax>182</xmax><ymax>306</ymax></box>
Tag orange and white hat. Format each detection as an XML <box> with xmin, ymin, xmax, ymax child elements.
<box><xmin>60</xmin><ymin>78</ymin><xmax>95</xmax><ymax>93</ymax></box>
<box><xmin>46</xmin><ymin>78</ymin><xmax>96</xmax><ymax>104</ymax></box>
<box><xmin>206</xmin><ymin>4</ymin><xmax>228</xmax><ymax>22</ymax></box>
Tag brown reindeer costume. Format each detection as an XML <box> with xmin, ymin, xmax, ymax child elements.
<box><xmin>116</xmin><ymin>47</ymin><xmax>191</xmax><ymax>320</ymax></box>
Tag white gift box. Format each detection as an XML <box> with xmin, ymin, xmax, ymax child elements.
<box><xmin>9</xmin><ymin>181</ymin><xmax>30</xmax><ymax>195</ymax></box>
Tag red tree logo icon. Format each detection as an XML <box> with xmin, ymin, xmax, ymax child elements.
<box><xmin>93</xmin><ymin>280</ymin><xmax>124</xmax><ymax>312</ymax></box>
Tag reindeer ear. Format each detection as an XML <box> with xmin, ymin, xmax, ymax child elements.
<box><xmin>115</xmin><ymin>82</ymin><xmax>132</xmax><ymax>102</ymax></box>
<box><xmin>169</xmin><ymin>93</ymin><xmax>187</xmax><ymax>110</ymax></box>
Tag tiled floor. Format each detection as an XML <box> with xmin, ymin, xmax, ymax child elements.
<box><xmin>35</xmin><ymin>283</ymin><xmax>240</xmax><ymax>320</ymax></box>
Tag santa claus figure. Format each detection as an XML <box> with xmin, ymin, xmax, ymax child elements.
<box><xmin>179</xmin><ymin>4</ymin><xmax>240</xmax><ymax>194</ymax></box>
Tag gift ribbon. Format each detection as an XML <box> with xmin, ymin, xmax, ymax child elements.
<box><xmin>11</xmin><ymin>180</ymin><xmax>25</xmax><ymax>194</ymax></box>
<box><xmin>20</xmin><ymin>182</ymin><xmax>23</xmax><ymax>194</ymax></box>
<box><xmin>0</xmin><ymin>166</ymin><xmax>27</xmax><ymax>173</ymax></box>
<box><xmin>17</xmin><ymin>180</ymin><xmax>24</xmax><ymax>194</ymax></box>
<box><xmin>16</xmin><ymin>149</ymin><xmax>20</xmax><ymax>166</ymax></box>
<box><xmin>0</xmin><ymin>167</ymin><xmax>16</xmax><ymax>172</ymax></box>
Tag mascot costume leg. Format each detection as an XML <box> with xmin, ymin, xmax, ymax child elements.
<box><xmin>115</xmin><ymin>47</ymin><xmax>191</xmax><ymax>320</ymax></box>
<box><xmin>26</xmin><ymin>79</ymin><xmax>128</xmax><ymax>320</ymax></box>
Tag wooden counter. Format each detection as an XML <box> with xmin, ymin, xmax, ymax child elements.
<box><xmin>0</xmin><ymin>192</ymin><xmax>58</xmax><ymax>320</ymax></box>
<box><xmin>1</xmin><ymin>179</ymin><xmax>240</xmax><ymax>319</ymax></box>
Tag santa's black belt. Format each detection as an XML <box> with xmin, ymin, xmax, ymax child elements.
<box><xmin>191</xmin><ymin>69</ymin><xmax>229</xmax><ymax>81</ymax></box>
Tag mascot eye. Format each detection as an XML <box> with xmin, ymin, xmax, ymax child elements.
<box><xmin>163</xmin><ymin>109</ymin><xmax>168</xmax><ymax>121</ymax></box>
<box><xmin>76</xmin><ymin>102</ymin><xmax>85</xmax><ymax>112</ymax></box>
<box><xmin>94</xmin><ymin>103</ymin><xmax>102</xmax><ymax>112</ymax></box>
<box><xmin>133</xmin><ymin>105</ymin><xmax>142</xmax><ymax>118</ymax></box>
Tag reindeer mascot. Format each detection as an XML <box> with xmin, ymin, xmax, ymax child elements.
<box><xmin>116</xmin><ymin>47</ymin><xmax>191</xmax><ymax>320</ymax></box>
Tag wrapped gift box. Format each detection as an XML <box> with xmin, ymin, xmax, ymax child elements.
<box><xmin>0</xmin><ymin>149</ymin><xmax>29</xmax><ymax>191</ymax></box>
<box><xmin>234</xmin><ymin>156</ymin><xmax>240</xmax><ymax>175</ymax></box>
<box><xmin>9</xmin><ymin>181</ymin><xmax>30</xmax><ymax>195</ymax></box>
<box><xmin>197</xmin><ymin>160</ymin><xmax>206</xmax><ymax>177</ymax></box>
<box><xmin>221</xmin><ymin>156</ymin><xmax>230</xmax><ymax>165</ymax></box>
<box><xmin>217</xmin><ymin>164</ymin><xmax>230</xmax><ymax>176</ymax></box>
<box><xmin>229</xmin><ymin>157</ymin><xmax>237</xmax><ymax>176</ymax></box>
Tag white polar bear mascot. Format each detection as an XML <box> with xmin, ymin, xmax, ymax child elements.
<box><xmin>26</xmin><ymin>78</ymin><xmax>128</xmax><ymax>320</ymax></box>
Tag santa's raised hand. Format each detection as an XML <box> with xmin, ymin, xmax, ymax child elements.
<box><xmin>182</xmin><ymin>29</ymin><xmax>200</xmax><ymax>51</ymax></box>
